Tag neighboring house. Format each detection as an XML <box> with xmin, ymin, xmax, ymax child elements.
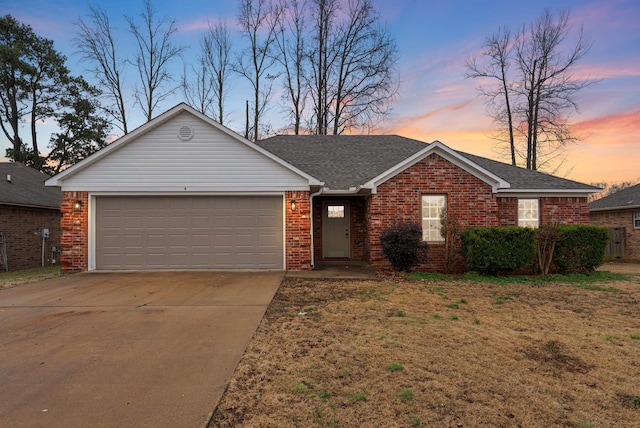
<box><xmin>46</xmin><ymin>103</ymin><xmax>598</xmax><ymax>273</ymax></box>
<box><xmin>0</xmin><ymin>162</ymin><xmax>62</xmax><ymax>271</ymax></box>
<box><xmin>589</xmin><ymin>183</ymin><xmax>640</xmax><ymax>261</ymax></box>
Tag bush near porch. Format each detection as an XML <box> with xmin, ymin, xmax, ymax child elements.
<box><xmin>460</xmin><ymin>225</ymin><xmax>609</xmax><ymax>275</ymax></box>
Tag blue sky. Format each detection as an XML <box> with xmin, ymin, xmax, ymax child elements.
<box><xmin>2</xmin><ymin>0</ymin><xmax>639</xmax><ymax>183</ymax></box>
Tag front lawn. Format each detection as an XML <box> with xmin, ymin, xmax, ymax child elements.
<box><xmin>210</xmin><ymin>270</ymin><xmax>640</xmax><ymax>427</ymax></box>
<box><xmin>0</xmin><ymin>265</ymin><xmax>62</xmax><ymax>289</ymax></box>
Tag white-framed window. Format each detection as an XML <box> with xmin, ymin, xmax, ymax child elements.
<box><xmin>518</xmin><ymin>199</ymin><xmax>539</xmax><ymax>228</ymax></box>
<box><xmin>634</xmin><ymin>211</ymin><xmax>640</xmax><ymax>229</ymax></box>
<box><xmin>422</xmin><ymin>195</ymin><xmax>446</xmax><ymax>242</ymax></box>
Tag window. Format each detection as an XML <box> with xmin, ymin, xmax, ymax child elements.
<box><xmin>518</xmin><ymin>199</ymin><xmax>539</xmax><ymax>228</ymax></box>
<box><xmin>634</xmin><ymin>211</ymin><xmax>640</xmax><ymax>229</ymax></box>
<box><xmin>422</xmin><ymin>195</ymin><xmax>446</xmax><ymax>242</ymax></box>
<box><xmin>327</xmin><ymin>205</ymin><xmax>345</xmax><ymax>218</ymax></box>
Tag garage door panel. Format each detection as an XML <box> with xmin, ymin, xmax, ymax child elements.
<box><xmin>96</xmin><ymin>196</ymin><xmax>283</xmax><ymax>270</ymax></box>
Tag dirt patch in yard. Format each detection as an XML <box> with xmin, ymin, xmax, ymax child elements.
<box><xmin>209</xmin><ymin>266</ymin><xmax>640</xmax><ymax>428</ymax></box>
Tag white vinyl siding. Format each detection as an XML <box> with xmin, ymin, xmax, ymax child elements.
<box><xmin>518</xmin><ymin>199</ymin><xmax>539</xmax><ymax>228</ymax></box>
<box><xmin>60</xmin><ymin>111</ymin><xmax>309</xmax><ymax>192</ymax></box>
<box><xmin>422</xmin><ymin>195</ymin><xmax>446</xmax><ymax>242</ymax></box>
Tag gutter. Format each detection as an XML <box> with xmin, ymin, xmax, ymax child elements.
<box><xmin>496</xmin><ymin>188</ymin><xmax>600</xmax><ymax>196</ymax></box>
<box><xmin>0</xmin><ymin>201</ymin><xmax>61</xmax><ymax>211</ymax></box>
<box><xmin>309</xmin><ymin>188</ymin><xmax>324</xmax><ymax>269</ymax></box>
<box><xmin>589</xmin><ymin>204</ymin><xmax>640</xmax><ymax>213</ymax></box>
<box><xmin>319</xmin><ymin>185</ymin><xmax>370</xmax><ymax>195</ymax></box>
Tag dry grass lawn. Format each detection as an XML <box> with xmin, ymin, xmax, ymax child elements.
<box><xmin>210</xmin><ymin>266</ymin><xmax>640</xmax><ymax>427</ymax></box>
<box><xmin>0</xmin><ymin>265</ymin><xmax>62</xmax><ymax>289</ymax></box>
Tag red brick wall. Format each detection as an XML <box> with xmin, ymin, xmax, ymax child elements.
<box><xmin>63</xmin><ymin>191</ymin><xmax>312</xmax><ymax>272</ymax></box>
<box><xmin>497</xmin><ymin>197</ymin><xmax>518</xmax><ymax>226</ymax></box>
<box><xmin>286</xmin><ymin>191</ymin><xmax>312</xmax><ymax>270</ymax></box>
<box><xmin>313</xmin><ymin>196</ymin><xmax>366</xmax><ymax>262</ymax></box>
<box><xmin>498</xmin><ymin>197</ymin><xmax>591</xmax><ymax>226</ymax></box>
<box><xmin>60</xmin><ymin>191</ymin><xmax>88</xmax><ymax>272</ymax></box>
<box><xmin>366</xmin><ymin>155</ymin><xmax>592</xmax><ymax>272</ymax></box>
<box><xmin>591</xmin><ymin>210</ymin><xmax>640</xmax><ymax>261</ymax></box>
<box><xmin>0</xmin><ymin>205</ymin><xmax>61</xmax><ymax>271</ymax></box>
<box><xmin>367</xmin><ymin>153</ymin><xmax>499</xmax><ymax>272</ymax></box>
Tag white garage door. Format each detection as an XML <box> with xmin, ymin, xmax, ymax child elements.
<box><xmin>95</xmin><ymin>196</ymin><xmax>283</xmax><ymax>270</ymax></box>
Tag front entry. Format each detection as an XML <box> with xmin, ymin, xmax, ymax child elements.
<box><xmin>322</xmin><ymin>201</ymin><xmax>350</xmax><ymax>258</ymax></box>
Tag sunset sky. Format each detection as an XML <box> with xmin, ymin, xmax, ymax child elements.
<box><xmin>2</xmin><ymin>0</ymin><xmax>639</xmax><ymax>184</ymax></box>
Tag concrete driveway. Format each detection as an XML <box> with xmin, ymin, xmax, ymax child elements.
<box><xmin>0</xmin><ymin>271</ymin><xmax>283</xmax><ymax>428</ymax></box>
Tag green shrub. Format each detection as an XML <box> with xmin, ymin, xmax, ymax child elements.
<box><xmin>460</xmin><ymin>227</ymin><xmax>535</xmax><ymax>275</ymax></box>
<box><xmin>380</xmin><ymin>222</ymin><xmax>427</xmax><ymax>271</ymax></box>
<box><xmin>553</xmin><ymin>225</ymin><xmax>608</xmax><ymax>273</ymax></box>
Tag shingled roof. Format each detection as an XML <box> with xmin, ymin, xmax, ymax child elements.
<box><xmin>457</xmin><ymin>152</ymin><xmax>600</xmax><ymax>191</ymax></box>
<box><xmin>258</xmin><ymin>135</ymin><xmax>598</xmax><ymax>192</ymax></box>
<box><xmin>259</xmin><ymin>135</ymin><xmax>428</xmax><ymax>189</ymax></box>
<box><xmin>589</xmin><ymin>183</ymin><xmax>640</xmax><ymax>211</ymax></box>
<box><xmin>0</xmin><ymin>163</ymin><xmax>61</xmax><ymax>209</ymax></box>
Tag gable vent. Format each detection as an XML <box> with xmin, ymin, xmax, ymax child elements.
<box><xmin>178</xmin><ymin>125</ymin><xmax>194</xmax><ymax>141</ymax></box>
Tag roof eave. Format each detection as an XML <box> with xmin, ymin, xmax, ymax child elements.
<box><xmin>589</xmin><ymin>204</ymin><xmax>640</xmax><ymax>212</ymax></box>
<box><xmin>0</xmin><ymin>201</ymin><xmax>60</xmax><ymax>210</ymax></box>
<box><xmin>363</xmin><ymin>140</ymin><xmax>510</xmax><ymax>193</ymax></box>
<box><xmin>497</xmin><ymin>188</ymin><xmax>599</xmax><ymax>196</ymax></box>
<box><xmin>320</xmin><ymin>186</ymin><xmax>370</xmax><ymax>196</ymax></box>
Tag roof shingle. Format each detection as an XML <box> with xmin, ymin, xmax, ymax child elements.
<box><xmin>259</xmin><ymin>135</ymin><xmax>428</xmax><ymax>189</ymax></box>
<box><xmin>0</xmin><ymin>163</ymin><xmax>61</xmax><ymax>209</ymax></box>
<box><xmin>589</xmin><ymin>183</ymin><xmax>640</xmax><ymax>211</ymax></box>
<box><xmin>259</xmin><ymin>135</ymin><xmax>598</xmax><ymax>192</ymax></box>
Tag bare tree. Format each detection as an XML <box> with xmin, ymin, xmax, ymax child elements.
<box><xmin>273</xmin><ymin>0</ymin><xmax>307</xmax><ymax>134</ymax></box>
<box><xmin>236</xmin><ymin>0</ymin><xmax>281</xmax><ymax>141</ymax></box>
<box><xmin>181</xmin><ymin>57</ymin><xmax>216</xmax><ymax>118</ymax></box>
<box><xmin>201</xmin><ymin>21</ymin><xmax>233</xmax><ymax>125</ymax></box>
<box><xmin>307</xmin><ymin>0</ymin><xmax>339</xmax><ymax>135</ymax></box>
<box><xmin>467</xmin><ymin>9</ymin><xmax>596</xmax><ymax>171</ymax></box>
<box><xmin>127</xmin><ymin>0</ymin><xmax>183</xmax><ymax>122</ymax></box>
<box><xmin>306</xmin><ymin>0</ymin><xmax>398</xmax><ymax>135</ymax></box>
<box><xmin>330</xmin><ymin>0</ymin><xmax>398</xmax><ymax>134</ymax></box>
<box><xmin>465</xmin><ymin>27</ymin><xmax>516</xmax><ymax>165</ymax></box>
<box><xmin>75</xmin><ymin>5</ymin><xmax>129</xmax><ymax>134</ymax></box>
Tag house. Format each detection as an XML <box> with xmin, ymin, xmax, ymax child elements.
<box><xmin>589</xmin><ymin>183</ymin><xmax>640</xmax><ymax>261</ymax></box>
<box><xmin>0</xmin><ymin>162</ymin><xmax>61</xmax><ymax>271</ymax></box>
<box><xmin>45</xmin><ymin>103</ymin><xmax>598</xmax><ymax>273</ymax></box>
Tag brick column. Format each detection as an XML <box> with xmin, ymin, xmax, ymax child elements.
<box><xmin>285</xmin><ymin>191</ymin><xmax>312</xmax><ymax>270</ymax></box>
<box><xmin>60</xmin><ymin>191</ymin><xmax>88</xmax><ymax>272</ymax></box>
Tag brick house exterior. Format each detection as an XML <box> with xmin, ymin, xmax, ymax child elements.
<box><xmin>0</xmin><ymin>163</ymin><xmax>61</xmax><ymax>271</ymax></box>
<box><xmin>366</xmin><ymin>152</ymin><xmax>500</xmax><ymax>272</ymax></box>
<box><xmin>589</xmin><ymin>184</ymin><xmax>640</xmax><ymax>261</ymax></box>
<box><xmin>46</xmin><ymin>104</ymin><xmax>598</xmax><ymax>273</ymax></box>
<box><xmin>261</xmin><ymin>135</ymin><xmax>597</xmax><ymax>273</ymax></box>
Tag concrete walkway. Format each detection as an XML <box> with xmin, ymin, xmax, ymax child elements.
<box><xmin>0</xmin><ymin>271</ymin><xmax>283</xmax><ymax>428</ymax></box>
<box><xmin>286</xmin><ymin>261</ymin><xmax>379</xmax><ymax>280</ymax></box>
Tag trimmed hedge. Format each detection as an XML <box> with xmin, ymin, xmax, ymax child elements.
<box><xmin>554</xmin><ymin>225</ymin><xmax>609</xmax><ymax>273</ymax></box>
<box><xmin>460</xmin><ymin>225</ymin><xmax>609</xmax><ymax>275</ymax></box>
<box><xmin>460</xmin><ymin>227</ymin><xmax>536</xmax><ymax>275</ymax></box>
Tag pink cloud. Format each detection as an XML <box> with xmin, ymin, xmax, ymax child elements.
<box><xmin>574</xmin><ymin>110</ymin><xmax>640</xmax><ymax>143</ymax></box>
<box><xmin>573</xmin><ymin>0</ymin><xmax>640</xmax><ymax>35</ymax></box>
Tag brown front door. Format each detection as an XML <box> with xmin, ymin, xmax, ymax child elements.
<box><xmin>322</xmin><ymin>201</ymin><xmax>350</xmax><ymax>258</ymax></box>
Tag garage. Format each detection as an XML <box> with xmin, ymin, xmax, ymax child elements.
<box><xmin>95</xmin><ymin>195</ymin><xmax>284</xmax><ymax>270</ymax></box>
<box><xmin>46</xmin><ymin>104</ymin><xmax>320</xmax><ymax>272</ymax></box>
